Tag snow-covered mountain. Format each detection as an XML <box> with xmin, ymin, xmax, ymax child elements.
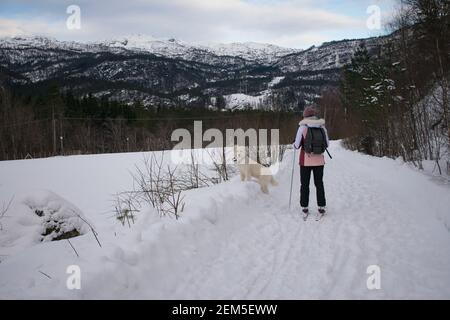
<box><xmin>102</xmin><ymin>34</ymin><xmax>300</xmax><ymax>64</ymax></box>
<box><xmin>0</xmin><ymin>34</ymin><xmax>389</xmax><ymax>110</ymax></box>
<box><xmin>199</xmin><ymin>41</ymin><xmax>300</xmax><ymax>64</ymax></box>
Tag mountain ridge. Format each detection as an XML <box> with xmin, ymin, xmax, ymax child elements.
<box><xmin>0</xmin><ymin>33</ymin><xmax>389</xmax><ymax>110</ymax></box>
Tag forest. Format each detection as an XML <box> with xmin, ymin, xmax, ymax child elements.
<box><xmin>317</xmin><ymin>0</ymin><xmax>449</xmax><ymax>174</ymax></box>
<box><xmin>0</xmin><ymin>84</ymin><xmax>299</xmax><ymax>160</ymax></box>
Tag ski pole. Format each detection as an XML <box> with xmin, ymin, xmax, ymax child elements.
<box><xmin>325</xmin><ymin>148</ymin><xmax>333</xmax><ymax>159</ymax></box>
<box><xmin>288</xmin><ymin>147</ymin><xmax>296</xmax><ymax>209</ymax></box>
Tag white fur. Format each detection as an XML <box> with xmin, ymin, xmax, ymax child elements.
<box><xmin>233</xmin><ymin>146</ymin><xmax>278</xmax><ymax>194</ymax></box>
<box><xmin>299</xmin><ymin>118</ymin><xmax>325</xmax><ymax>126</ymax></box>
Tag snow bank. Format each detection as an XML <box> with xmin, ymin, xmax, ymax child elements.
<box><xmin>0</xmin><ymin>190</ymin><xmax>89</xmax><ymax>260</ymax></box>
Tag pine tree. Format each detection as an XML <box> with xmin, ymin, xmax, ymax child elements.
<box><xmin>341</xmin><ymin>44</ymin><xmax>397</xmax><ymax>155</ymax></box>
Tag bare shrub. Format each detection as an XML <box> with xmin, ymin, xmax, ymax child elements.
<box><xmin>162</xmin><ymin>166</ymin><xmax>185</xmax><ymax>219</ymax></box>
<box><xmin>206</xmin><ymin>147</ymin><xmax>237</xmax><ymax>183</ymax></box>
<box><xmin>278</xmin><ymin>145</ymin><xmax>288</xmax><ymax>162</ymax></box>
<box><xmin>176</xmin><ymin>150</ymin><xmax>217</xmax><ymax>189</ymax></box>
<box><xmin>128</xmin><ymin>152</ymin><xmax>186</xmax><ymax>219</ymax></box>
<box><xmin>113</xmin><ymin>192</ymin><xmax>139</xmax><ymax>227</ymax></box>
<box><xmin>0</xmin><ymin>196</ymin><xmax>14</xmax><ymax>231</ymax></box>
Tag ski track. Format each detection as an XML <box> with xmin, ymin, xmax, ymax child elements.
<box><xmin>167</xmin><ymin>143</ymin><xmax>450</xmax><ymax>299</ymax></box>
<box><xmin>0</xmin><ymin>142</ymin><xmax>449</xmax><ymax>299</ymax></box>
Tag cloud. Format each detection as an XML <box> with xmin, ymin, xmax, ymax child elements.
<box><xmin>0</xmin><ymin>17</ymin><xmax>65</xmax><ymax>38</ymax></box>
<box><xmin>0</xmin><ymin>0</ymin><xmax>378</xmax><ymax>48</ymax></box>
<box><xmin>0</xmin><ymin>18</ymin><xmax>24</xmax><ymax>38</ymax></box>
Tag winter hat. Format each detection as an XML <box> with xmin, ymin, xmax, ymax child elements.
<box><xmin>303</xmin><ymin>106</ymin><xmax>316</xmax><ymax>118</ymax></box>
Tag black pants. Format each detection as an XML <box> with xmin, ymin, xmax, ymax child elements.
<box><xmin>300</xmin><ymin>165</ymin><xmax>326</xmax><ymax>207</ymax></box>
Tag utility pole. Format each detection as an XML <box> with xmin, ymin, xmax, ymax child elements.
<box><xmin>60</xmin><ymin>117</ymin><xmax>64</xmax><ymax>155</ymax></box>
<box><xmin>52</xmin><ymin>103</ymin><xmax>57</xmax><ymax>156</ymax></box>
<box><xmin>246</xmin><ymin>71</ymin><xmax>248</xmax><ymax>94</ymax></box>
<box><xmin>60</xmin><ymin>136</ymin><xmax>64</xmax><ymax>155</ymax></box>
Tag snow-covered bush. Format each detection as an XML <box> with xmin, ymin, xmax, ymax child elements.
<box><xmin>0</xmin><ymin>190</ymin><xmax>89</xmax><ymax>253</ymax></box>
<box><xmin>23</xmin><ymin>191</ymin><xmax>89</xmax><ymax>242</ymax></box>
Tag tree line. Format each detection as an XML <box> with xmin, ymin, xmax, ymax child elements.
<box><xmin>0</xmin><ymin>82</ymin><xmax>300</xmax><ymax>160</ymax></box>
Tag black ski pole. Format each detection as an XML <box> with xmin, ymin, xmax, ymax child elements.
<box><xmin>325</xmin><ymin>148</ymin><xmax>333</xmax><ymax>159</ymax></box>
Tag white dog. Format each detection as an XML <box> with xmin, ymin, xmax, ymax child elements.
<box><xmin>233</xmin><ymin>145</ymin><xmax>278</xmax><ymax>194</ymax></box>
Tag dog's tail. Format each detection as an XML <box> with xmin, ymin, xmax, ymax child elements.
<box><xmin>270</xmin><ymin>176</ymin><xmax>278</xmax><ymax>186</ymax></box>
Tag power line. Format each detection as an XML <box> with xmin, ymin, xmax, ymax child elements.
<box><xmin>61</xmin><ymin>114</ymin><xmax>251</xmax><ymax>122</ymax></box>
<box><xmin>0</xmin><ymin>112</ymin><xmax>284</xmax><ymax>129</ymax></box>
<box><xmin>0</xmin><ymin>118</ymin><xmax>51</xmax><ymax>129</ymax></box>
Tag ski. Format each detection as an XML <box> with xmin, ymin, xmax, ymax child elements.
<box><xmin>315</xmin><ymin>208</ymin><xmax>326</xmax><ymax>221</ymax></box>
<box><xmin>301</xmin><ymin>208</ymin><xmax>309</xmax><ymax>221</ymax></box>
<box><xmin>315</xmin><ymin>213</ymin><xmax>324</xmax><ymax>221</ymax></box>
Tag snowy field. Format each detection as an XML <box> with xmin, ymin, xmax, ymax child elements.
<box><xmin>0</xmin><ymin>141</ymin><xmax>450</xmax><ymax>299</ymax></box>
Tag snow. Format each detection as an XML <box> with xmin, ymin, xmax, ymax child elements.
<box><xmin>104</xmin><ymin>34</ymin><xmax>194</xmax><ymax>58</ymax></box>
<box><xmin>419</xmin><ymin>160</ymin><xmax>450</xmax><ymax>182</ymax></box>
<box><xmin>0</xmin><ymin>34</ymin><xmax>298</xmax><ymax>69</ymax></box>
<box><xmin>0</xmin><ymin>142</ymin><xmax>450</xmax><ymax>299</ymax></box>
<box><xmin>224</xmin><ymin>93</ymin><xmax>267</xmax><ymax>110</ymax></box>
<box><xmin>0</xmin><ymin>190</ymin><xmax>90</xmax><ymax>255</ymax></box>
<box><xmin>196</xmin><ymin>41</ymin><xmax>300</xmax><ymax>63</ymax></box>
<box><xmin>101</xmin><ymin>34</ymin><xmax>300</xmax><ymax>64</ymax></box>
<box><xmin>268</xmin><ymin>76</ymin><xmax>285</xmax><ymax>88</ymax></box>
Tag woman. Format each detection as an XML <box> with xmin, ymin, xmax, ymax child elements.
<box><xmin>293</xmin><ymin>106</ymin><xmax>329</xmax><ymax>220</ymax></box>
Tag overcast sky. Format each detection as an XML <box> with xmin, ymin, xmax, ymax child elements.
<box><xmin>0</xmin><ymin>0</ymin><xmax>397</xmax><ymax>49</ymax></box>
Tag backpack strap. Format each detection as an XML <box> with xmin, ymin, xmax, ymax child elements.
<box><xmin>308</xmin><ymin>125</ymin><xmax>314</xmax><ymax>147</ymax></box>
<box><xmin>299</xmin><ymin>124</ymin><xmax>307</xmax><ymax>147</ymax></box>
<box><xmin>305</xmin><ymin>125</ymin><xmax>314</xmax><ymax>154</ymax></box>
<box><xmin>319</xmin><ymin>127</ymin><xmax>327</xmax><ymax>148</ymax></box>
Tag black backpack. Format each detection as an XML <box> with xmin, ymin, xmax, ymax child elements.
<box><xmin>304</xmin><ymin>126</ymin><xmax>327</xmax><ymax>154</ymax></box>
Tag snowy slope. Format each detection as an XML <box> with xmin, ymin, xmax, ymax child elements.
<box><xmin>224</xmin><ymin>92</ymin><xmax>268</xmax><ymax>110</ymax></box>
<box><xmin>196</xmin><ymin>41</ymin><xmax>300</xmax><ymax>64</ymax></box>
<box><xmin>0</xmin><ymin>35</ymin><xmax>126</xmax><ymax>55</ymax></box>
<box><xmin>103</xmin><ymin>35</ymin><xmax>300</xmax><ymax>64</ymax></box>
<box><xmin>0</xmin><ymin>142</ymin><xmax>449</xmax><ymax>299</ymax></box>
